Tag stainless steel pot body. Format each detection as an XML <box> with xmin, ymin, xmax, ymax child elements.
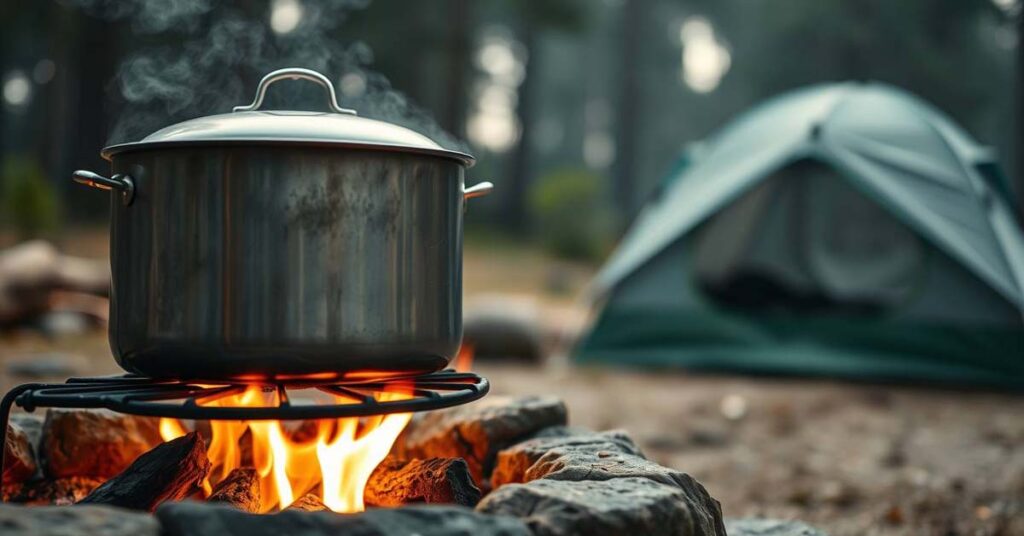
<box><xmin>104</xmin><ymin>145</ymin><xmax>466</xmax><ymax>380</ymax></box>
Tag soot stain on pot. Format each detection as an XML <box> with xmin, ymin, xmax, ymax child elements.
<box><xmin>286</xmin><ymin>183</ymin><xmax>344</xmax><ymax>232</ymax></box>
<box><xmin>283</xmin><ymin>161</ymin><xmax>401</xmax><ymax>238</ymax></box>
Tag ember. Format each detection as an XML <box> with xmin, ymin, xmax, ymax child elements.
<box><xmin>159</xmin><ymin>386</ymin><xmax>412</xmax><ymax>513</ymax></box>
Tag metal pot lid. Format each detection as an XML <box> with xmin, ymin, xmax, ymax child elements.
<box><xmin>102</xmin><ymin>68</ymin><xmax>474</xmax><ymax>166</ymax></box>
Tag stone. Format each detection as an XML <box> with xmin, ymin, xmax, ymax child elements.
<box><xmin>157</xmin><ymin>501</ymin><xmax>532</xmax><ymax>536</ymax></box>
<box><xmin>4</xmin><ymin>476</ymin><xmax>103</xmax><ymax>504</ymax></box>
<box><xmin>365</xmin><ymin>457</ymin><xmax>481</xmax><ymax>507</ymax></box>
<box><xmin>37</xmin><ymin>311</ymin><xmax>93</xmax><ymax>337</ymax></box>
<box><xmin>529</xmin><ymin>425</ymin><xmax>593</xmax><ymax>440</ymax></box>
<box><xmin>0</xmin><ymin>503</ymin><xmax>159</xmax><ymax>536</ymax></box>
<box><xmin>3</xmin><ymin>421</ymin><xmax>36</xmax><ymax>485</ymax></box>
<box><xmin>395</xmin><ymin>395</ymin><xmax>567</xmax><ymax>483</ymax></box>
<box><xmin>42</xmin><ymin>408</ymin><xmax>162</xmax><ymax>479</ymax></box>
<box><xmin>478</xmin><ymin>477</ymin><xmax>725</xmax><ymax>536</ymax></box>
<box><xmin>492</xmin><ymin>429</ymin><xmax>644</xmax><ymax>488</ymax></box>
<box><xmin>0</xmin><ymin>241</ymin><xmax>109</xmax><ymax>324</ymax></box>
<box><xmin>6</xmin><ymin>352</ymin><xmax>83</xmax><ymax>379</ymax></box>
<box><xmin>725</xmin><ymin>519</ymin><xmax>829</xmax><ymax>536</ymax></box>
<box><xmin>521</xmin><ymin>448</ymin><xmax>724</xmax><ymax>532</ymax></box>
<box><xmin>463</xmin><ymin>301</ymin><xmax>544</xmax><ymax>362</ymax></box>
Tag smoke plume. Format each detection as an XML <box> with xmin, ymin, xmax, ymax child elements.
<box><xmin>63</xmin><ymin>0</ymin><xmax>465</xmax><ymax>151</ymax></box>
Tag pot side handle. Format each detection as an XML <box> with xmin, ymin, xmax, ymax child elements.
<box><xmin>464</xmin><ymin>181</ymin><xmax>494</xmax><ymax>200</ymax></box>
<box><xmin>72</xmin><ymin>170</ymin><xmax>136</xmax><ymax>206</ymax></box>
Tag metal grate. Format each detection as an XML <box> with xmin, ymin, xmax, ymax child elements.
<box><xmin>0</xmin><ymin>370</ymin><xmax>488</xmax><ymax>500</ymax></box>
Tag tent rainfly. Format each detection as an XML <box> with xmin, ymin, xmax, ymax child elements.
<box><xmin>576</xmin><ymin>82</ymin><xmax>1024</xmax><ymax>388</ymax></box>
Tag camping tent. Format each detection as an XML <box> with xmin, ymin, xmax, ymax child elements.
<box><xmin>576</xmin><ymin>82</ymin><xmax>1024</xmax><ymax>388</ymax></box>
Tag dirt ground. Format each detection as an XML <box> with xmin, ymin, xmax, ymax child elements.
<box><xmin>478</xmin><ymin>361</ymin><xmax>1024</xmax><ymax>536</ymax></box>
<box><xmin>1</xmin><ymin>230</ymin><xmax>1022</xmax><ymax>535</ymax></box>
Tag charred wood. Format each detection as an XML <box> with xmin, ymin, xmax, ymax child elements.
<box><xmin>286</xmin><ymin>493</ymin><xmax>327</xmax><ymax>512</ymax></box>
<box><xmin>4</xmin><ymin>476</ymin><xmax>102</xmax><ymax>505</ymax></box>
<box><xmin>207</xmin><ymin>467</ymin><xmax>260</xmax><ymax>513</ymax></box>
<box><xmin>78</xmin><ymin>432</ymin><xmax>210</xmax><ymax>512</ymax></box>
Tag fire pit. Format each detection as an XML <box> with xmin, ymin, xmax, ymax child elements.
<box><xmin>0</xmin><ymin>368</ymin><xmax>488</xmax><ymax>513</ymax></box>
<box><xmin>0</xmin><ymin>376</ymin><xmax>734</xmax><ymax>535</ymax></box>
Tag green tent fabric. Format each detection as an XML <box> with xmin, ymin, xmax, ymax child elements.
<box><xmin>576</xmin><ymin>82</ymin><xmax>1024</xmax><ymax>389</ymax></box>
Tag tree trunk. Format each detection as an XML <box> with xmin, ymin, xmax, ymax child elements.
<box><xmin>442</xmin><ymin>0</ymin><xmax>471</xmax><ymax>139</ymax></box>
<box><xmin>612</xmin><ymin>0</ymin><xmax>641</xmax><ymax>229</ymax></box>
<box><xmin>503</xmin><ymin>26</ymin><xmax>538</xmax><ymax>233</ymax></box>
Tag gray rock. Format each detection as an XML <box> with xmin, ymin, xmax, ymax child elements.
<box><xmin>492</xmin><ymin>429</ymin><xmax>644</xmax><ymax>488</ymax></box>
<box><xmin>0</xmin><ymin>503</ymin><xmax>159</xmax><ymax>536</ymax></box>
<box><xmin>478</xmin><ymin>477</ymin><xmax>725</xmax><ymax>536</ymax></box>
<box><xmin>6</xmin><ymin>353</ymin><xmax>83</xmax><ymax>379</ymax></box>
<box><xmin>519</xmin><ymin>449</ymin><xmax>725</xmax><ymax>534</ymax></box>
<box><xmin>157</xmin><ymin>501</ymin><xmax>531</xmax><ymax>536</ymax></box>
<box><xmin>395</xmin><ymin>395</ymin><xmax>567</xmax><ymax>483</ymax></box>
<box><xmin>725</xmin><ymin>519</ymin><xmax>829</xmax><ymax>536</ymax></box>
<box><xmin>529</xmin><ymin>425</ymin><xmax>594</xmax><ymax>439</ymax></box>
<box><xmin>463</xmin><ymin>307</ymin><xmax>544</xmax><ymax>362</ymax></box>
<box><xmin>42</xmin><ymin>408</ymin><xmax>162</xmax><ymax>478</ymax></box>
<box><xmin>37</xmin><ymin>312</ymin><xmax>92</xmax><ymax>337</ymax></box>
<box><xmin>527</xmin><ymin>447</ymin><xmax>681</xmax><ymax>487</ymax></box>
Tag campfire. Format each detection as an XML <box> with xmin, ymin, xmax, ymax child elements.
<box><xmin>0</xmin><ymin>346</ymin><xmax>485</xmax><ymax>514</ymax></box>
<box><xmin>0</xmin><ymin>360</ymin><xmax>729</xmax><ymax>536</ymax></box>
<box><xmin>158</xmin><ymin>386</ymin><xmax>413</xmax><ymax>513</ymax></box>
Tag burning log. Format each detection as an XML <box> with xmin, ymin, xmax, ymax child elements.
<box><xmin>42</xmin><ymin>408</ymin><xmax>162</xmax><ymax>479</ymax></box>
<box><xmin>5</xmin><ymin>476</ymin><xmax>103</xmax><ymax>505</ymax></box>
<box><xmin>364</xmin><ymin>457</ymin><xmax>481</xmax><ymax>507</ymax></box>
<box><xmin>3</xmin><ymin>422</ymin><xmax>37</xmax><ymax>485</ymax></box>
<box><xmin>284</xmin><ymin>420</ymin><xmax>324</xmax><ymax>443</ymax></box>
<box><xmin>207</xmin><ymin>468</ymin><xmax>260</xmax><ymax>513</ymax></box>
<box><xmin>78</xmin><ymin>432</ymin><xmax>211</xmax><ymax>512</ymax></box>
<box><xmin>286</xmin><ymin>493</ymin><xmax>327</xmax><ymax>512</ymax></box>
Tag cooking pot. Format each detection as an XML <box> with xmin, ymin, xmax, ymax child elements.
<box><xmin>73</xmin><ymin>68</ymin><xmax>492</xmax><ymax>381</ymax></box>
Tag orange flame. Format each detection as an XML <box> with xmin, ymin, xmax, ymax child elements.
<box><xmin>159</xmin><ymin>384</ymin><xmax>412</xmax><ymax>513</ymax></box>
<box><xmin>453</xmin><ymin>343</ymin><xmax>475</xmax><ymax>372</ymax></box>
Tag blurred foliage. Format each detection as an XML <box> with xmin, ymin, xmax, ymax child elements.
<box><xmin>529</xmin><ymin>167</ymin><xmax>611</xmax><ymax>261</ymax></box>
<box><xmin>1</xmin><ymin>156</ymin><xmax>62</xmax><ymax>238</ymax></box>
<box><xmin>505</xmin><ymin>0</ymin><xmax>589</xmax><ymax>32</ymax></box>
<box><xmin>0</xmin><ymin>0</ymin><xmax>1018</xmax><ymax>240</ymax></box>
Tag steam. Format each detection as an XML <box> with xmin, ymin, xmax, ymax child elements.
<box><xmin>62</xmin><ymin>0</ymin><xmax>465</xmax><ymax>151</ymax></box>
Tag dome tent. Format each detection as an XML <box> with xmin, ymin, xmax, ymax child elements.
<box><xmin>576</xmin><ymin>82</ymin><xmax>1024</xmax><ymax>388</ymax></box>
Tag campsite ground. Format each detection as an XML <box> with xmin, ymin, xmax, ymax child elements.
<box><xmin>1</xmin><ymin>229</ymin><xmax>1022</xmax><ymax>536</ymax></box>
<box><xmin>482</xmin><ymin>362</ymin><xmax>1024</xmax><ymax>536</ymax></box>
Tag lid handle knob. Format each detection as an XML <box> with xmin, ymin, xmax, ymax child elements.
<box><xmin>232</xmin><ymin>68</ymin><xmax>357</xmax><ymax>115</ymax></box>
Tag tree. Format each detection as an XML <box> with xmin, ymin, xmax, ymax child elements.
<box><xmin>500</xmin><ymin>0</ymin><xmax>587</xmax><ymax>233</ymax></box>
